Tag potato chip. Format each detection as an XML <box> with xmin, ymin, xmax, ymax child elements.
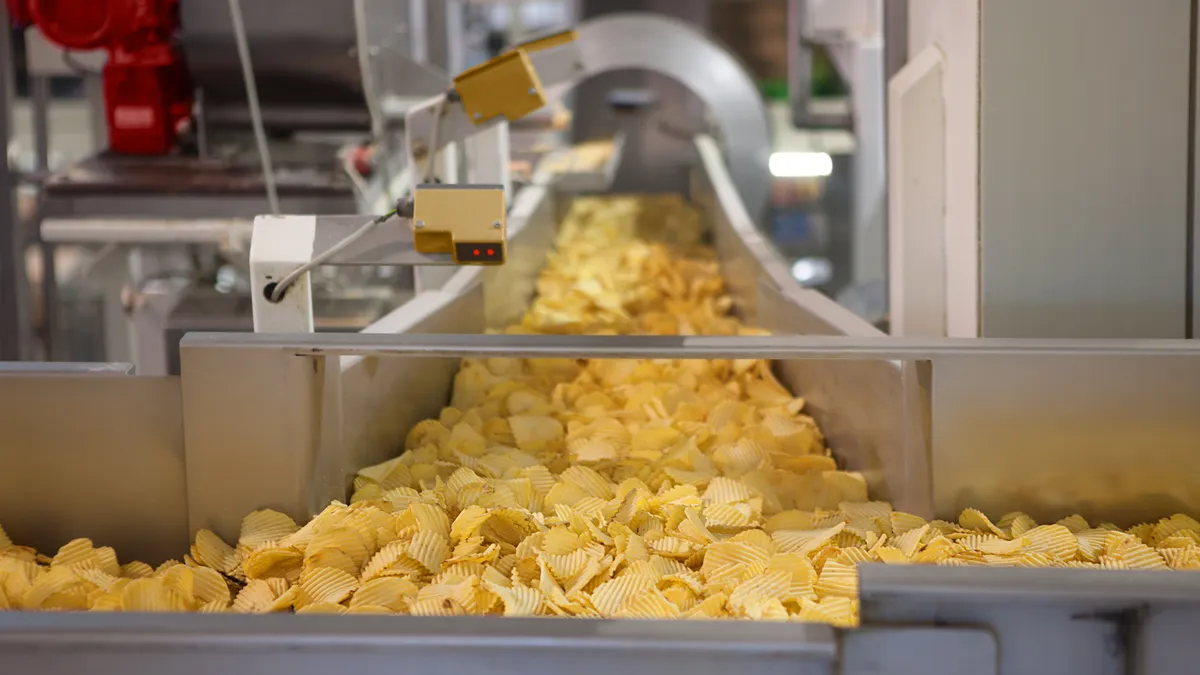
<box><xmin>23</xmin><ymin>566</ymin><xmax>86</xmax><ymax>609</ymax></box>
<box><xmin>1023</xmin><ymin>525</ymin><xmax>1078</xmax><ymax>561</ymax></box>
<box><xmin>51</xmin><ymin>539</ymin><xmax>98</xmax><ymax>569</ymax></box>
<box><xmin>296</xmin><ymin>602</ymin><xmax>348</xmax><ymax>614</ymax></box>
<box><xmin>772</xmin><ymin>523</ymin><xmax>846</xmax><ymax>556</ymax></box>
<box><xmin>1006</xmin><ymin>513</ymin><xmax>1038</xmax><ymax>538</ymax></box>
<box><xmin>230</xmin><ymin>579</ymin><xmax>278</xmax><ymax>613</ymax></box>
<box><xmin>1150</xmin><ymin>515</ymin><xmax>1200</xmax><ymax>547</ymax></box>
<box><xmin>704</xmin><ymin>503</ymin><xmax>757</xmax><ymax>530</ymax></box>
<box><xmin>409</xmin><ymin>596</ymin><xmax>467</xmax><ymax>616</ymax></box>
<box><xmin>701</xmin><ymin>477</ymin><xmax>755</xmax><ymax>505</ymax></box>
<box><xmin>509</xmin><ymin>415</ymin><xmax>565</xmax><ymax>452</ymax></box>
<box><xmin>728</xmin><ymin>569</ymin><xmax>789</xmax><ymax>613</ymax></box>
<box><xmin>299</xmin><ymin>566</ymin><xmax>359</xmax><ymax>605</ymax></box>
<box><xmin>591</xmin><ymin>575</ymin><xmax>654</xmax><ymax>616</ymax></box>
<box><xmin>239</xmin><ymin>510</ymin><xmax>299</xmax><ymax>549</ymax></box>
<box><xmin>191</xmin><ymin>530</ymin><xmax>238</xmax><ymax>573</ymax></box>
<box><xmin>189</xmin><ymin>566</ymin><xmax>231</xmax><ymax>605</ymax></box>
<box><xmin>120</xmin><ymin>561</ymin><xmax>154</xmax><ymax>579</ymax></box>
<box><xmin>618</xmin><ymin>589</ymin><xmax>681</xmax><ymax>619</ymax></box>
<box><xmin>121</xmin><ymin>578</ymin><xmax>189</xmax><ymax>612</ymax></box>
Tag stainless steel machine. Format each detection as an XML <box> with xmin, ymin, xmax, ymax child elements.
<box><xmin>2</xmin><ymin>6</ymin><xmax>1200</xmax><ymax>675</ymax></box>
<box><xmin>889</xmin><ymin>0</ymin><xmax>1200</xmax><ymax>340</ymax></box>
<box><xmin>20</xmin><ymin>0</ymin><xmax>449</xmax><ymax>371</ymax></box>
<box><xmin>3</xmin><ymin>127</ymin><xmax>1200</xmax><ymax>672</ymax></box>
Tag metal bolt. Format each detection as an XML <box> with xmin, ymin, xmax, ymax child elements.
<box><xmin>528</xmin><ymin>88</ymin><xmax>537</xmax><ymax>95</ymax></box>
<box><xmin>474</xmin><ymin>112</ymin><xmax>482</xmax><ymax>120</ymax></box>
<box><xmin>415</xmin><ymin>220</ymin><xmax>425</xmax><ymax>229</ymax></box>
<box><xmin>493</xmin><ymin>220</ymin><xmax>502</xmax><ymax>229</ymax></box>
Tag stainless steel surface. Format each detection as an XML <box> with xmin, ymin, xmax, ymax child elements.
<box><xmin>180</xmin><ymin>330</ymin><xmax>1200</xmax><ymax>530</ymax></box>
<box><xmin>859</xmin><ymin>564</ymin><xmax>1200</xmax><ymax>675</ymax></box>
<box><xmin>162</xmin><ymin>286</ymin><xmax>397</xmax><ymax>376</ymax></box>
<box><xmin>0</xmin><ymin>5</ymin><xmax>27</xmax><ymax>360</ymax></box>
<box><xmin>570</xmin><ymin>12</ymin><xmax>773</xmax><ymax>220</ymax></box>
<box><xmin>861</xmin><ymin>563</ymin><xmax>1200</xmax><ymax>604</ymax></box>
<box><xmin>931</xmin><ymin>352</ymin><xmax>1200</xmax><ymax>525</ymax></box>
<box><xmin>31</xmin><ymin>75</ymin><xmax>58</xmax><ymax>360</ymax></box>
<box><xmin>334</xmin><ymin>291</ymin><xmax>483</xmax><ymax>505</ymax></box>
<box><xmin>0</xmin><ymin>361</ymin><xmax>133</xmax><ymax>374</ymax></box>
<box><xmin>43</xmin><ymin>192</ymin><xmax>357</xmax><ymax>222</ymax></box>
<box><xmin>0</xmin><ymin>613</ymin><xmax>836</xmax><ymax>675</ymax></box>
<box><xmin>760</xmin><ymin>284</ymin><xmax>929</xmax><ymax>515</ymax></box>
<box><xmin>0</xmin><ymin>373</ymin><xmax>187</xmax><ymax>563</ymax></box>
<box><xmin>573</xmin><ymin>1</ymin><xmax>708</xmax><ymax>200</ymax></box>
<box><xmin>180</xmin><ymin>289</ymin><xmax>479</xmax><ymax>538</ymax></box>
<box><xmin>180</xmin><ymin>0</ymin><xmax>405</xmax><ymax>132</ymax></box>
<box><xmin>841</xmin><ymin>626</ymin><xmax>998</xmax><ymax>675</ymax></box>
<box><xmin>176</xmin><ymin>332</ymin><xmax>1200</xmax><ymax>360</ymax></box>
<box><xmin>979</xmin><ymin>0</ymin><xmax>1191</xmax><ymax>338</ymax></box>
<box><xmin>1194</xmin><ymin>0</ymin><xmax>1200</xmax><ymax>340</ymax></box>
<box><xmin>476</xmin><ymin>181</ymin><xmax>559</xmax><ymax>328</ymax></box>
<box><xmin>692</xmin><ymin>135</ymin><xmax>799</xmax><ymax>316</ymax></box>
<box><xmin>41</xmin><ymin>218</ymin><xmax>253</xmax><ymax>245</ymax></box>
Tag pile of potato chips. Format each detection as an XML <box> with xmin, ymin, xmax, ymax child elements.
<box><xmin>2</xmin><ymin>195</ymin><xmax>1198</xmax><ymax>621</ymax></box>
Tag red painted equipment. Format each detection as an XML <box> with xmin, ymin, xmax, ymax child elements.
<box><xmin>12</xmin><ymin>0</ymin><xmax>193</xmax><ymax>155</ymax></box>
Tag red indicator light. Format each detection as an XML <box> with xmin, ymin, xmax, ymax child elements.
<box><xmin>474</xmin><ymin>249</ymin><xmax>480</xmax><ymax>256</ymax></box>
<box><xmin>488</xmin><ymin>248</ymin><xmax>495</xmax><ymax>256</ymax></box>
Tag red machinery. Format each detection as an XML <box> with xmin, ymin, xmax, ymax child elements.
<box><xmin>7</xmin><ymin>0</ymin><xmax>193</xmax><ymax>155</ymax></box>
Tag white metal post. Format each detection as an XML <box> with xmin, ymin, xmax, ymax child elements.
<box><xmin>249</xmin><ymin>215</ymin><xmax>317</xmax><ymax>333</ymax></box>
<box><xmin>465</xmin><ymin>121</ymin><xmax>512</xmax><ymax>201</ymax></box>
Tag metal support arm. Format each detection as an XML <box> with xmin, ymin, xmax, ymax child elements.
<box><xmin>250</xmin><ymin>185</ymin><xmax>507</xmax><ymax>333</ymax></box>
<box><xmin>403</xmin><ymin>33</ymin><xmax>586</xmax><ymax>198</ymax></box>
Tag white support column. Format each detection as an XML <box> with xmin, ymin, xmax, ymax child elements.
<box><xmin>465</xmin><ymin>121</ymin><xmax>512</xmax><ymax>201</ymax></box>
<box><xmin>905</xmin><ymin>0</ymin><xmax>980</xmax><ymax>337</ymax></box>
<box><xmin>249</xmin><ymin>215</ymin><xmax>317</xmax><ymax>333</ymax></box>
<box><xmin>847</xmin><ymin>39</ymin><xmax>886</xmax><ymax>290</ymax></box>
<box><xmin>888</xmin><ymin>44</ymin><xmax>946</xmax><ymax>338</ymax></box>
<box><xmin>440</xmin><ymin>142</ymin><xmax>460</xmax><ymax>185</ymax></box>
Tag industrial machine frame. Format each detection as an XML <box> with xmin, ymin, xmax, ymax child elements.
<box><xmin>3</xmin><ymin>126</ymin><xmax>1200</xmax><ymax>672</ymax></box>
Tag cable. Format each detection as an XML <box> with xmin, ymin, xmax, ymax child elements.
<box><xmin>227</xmin><ymin>0</ymin><xmax>281</xmax><ymax>216</ymax></box>
<box><xmin>268</xmin><ymin>209</ymin><xmax>399</xmax><ymax>303</ymax></box>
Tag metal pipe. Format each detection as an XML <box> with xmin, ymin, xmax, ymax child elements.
<box><xmin>226</xmin><ymin>0</ymin><xmax>280</xmax><ymax>216</ymax></box>
<box><xmin>0</xmin><ymin>11</ymin><xmax>28</xmax><ymax>360</ymax></box>
<box><xmin>31</xmin><ymin>75</ymin><xmax>56</xmax><ymax>359</ymax></box>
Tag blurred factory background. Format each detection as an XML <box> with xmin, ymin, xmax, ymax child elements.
<box><xmin>4</xmin><ymin>4</ymin><xmax>1200</xmax><ymax>671</ymax></box>
<box><xmin>0</xmin><ymin>0</ymin><xmax>880</xmax><ymax>367</ymax></box>
<box><xmin>2</xmin><ymin>0</ymin><xmax>1195</xmax><ymax>363</ymax></box>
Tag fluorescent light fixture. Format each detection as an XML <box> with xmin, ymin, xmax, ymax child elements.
<box><xmin>769</xmin><ymin>151</ymin><xmax>833</xmax><ymax>178</ymax></box>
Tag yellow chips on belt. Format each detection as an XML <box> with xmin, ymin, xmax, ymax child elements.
<box><xmin>2</xmin><ymin>195</ymin><xmax>1199</xmax><ymax>623</ymax></box>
